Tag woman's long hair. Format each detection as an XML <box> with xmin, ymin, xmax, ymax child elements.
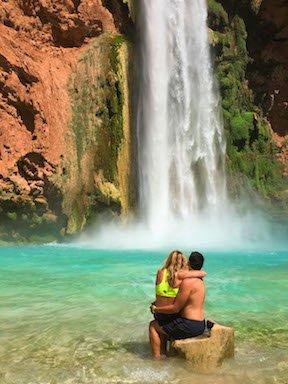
<box><xmin>163</xmin><ymin>250</ymin><xmax>188</xmax><ymax>287</ymax></box>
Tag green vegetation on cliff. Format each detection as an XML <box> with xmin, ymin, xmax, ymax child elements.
<box><xmin>208</xmin><ymin>0</ymin><xmax>286</xmax><ymax>200</ymax></box>
<box><xmin>67</xmin><ymin>34</ymin><xmax>129</xmax><ymax>231</ymax></box>
<box><xmin>70</xmin><ymin>34</ymin><xmax>124</xmax><ymax>182</ymax></box>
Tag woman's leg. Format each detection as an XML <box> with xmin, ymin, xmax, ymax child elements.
<box><xmin>149</xmin><ymin>320</ymin><xmax>168</xmax><ymax>359</ymax></box>
<box><xmin>149</xmin><ymin>320</ymin><xmax>161</xmax><ymax>359</ymax></box>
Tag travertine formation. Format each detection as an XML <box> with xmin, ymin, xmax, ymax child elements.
<box><xmin>171</xmin><ymin>324</ymin><xmax>235</xmax><ymax>373</ymax></box>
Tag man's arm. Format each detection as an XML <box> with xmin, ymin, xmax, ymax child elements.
<box><xmin>153</xmin><ymin>279</ymin><xmax>195</xmax><ymax>314</ymax></box>
<box><xmin>177</xmin><ymin>270</ymin><xmax>206</xmax><ymax>280</ymax></box>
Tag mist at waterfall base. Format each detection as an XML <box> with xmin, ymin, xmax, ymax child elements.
<box><xmin>78</xmin><ymin>203</ymin><xmax>288</xmax><ymax>251</ymax></box>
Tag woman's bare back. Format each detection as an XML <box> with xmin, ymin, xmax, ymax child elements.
<box><xmin>155</xmin><ymin>269</ymin><xmax>182</xmax><ymax>306</ymax></box>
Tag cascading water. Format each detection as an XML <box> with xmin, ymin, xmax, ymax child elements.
<box><xmin>137</xmin><ymin>0</ymin><xmax>227</xmax><ymax>229</ymax></box>
<box><xmin>83</xmin><ymin>0</ymin><xmax>284</xmax><ymax>250</ymax></box>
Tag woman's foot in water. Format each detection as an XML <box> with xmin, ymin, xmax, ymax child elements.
<box><xmin>153</xmin><ymin>354</ymin><xmax>167</xmax><ymax>361</ymax></box>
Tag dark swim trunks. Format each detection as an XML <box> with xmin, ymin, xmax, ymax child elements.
<box><xmin>162</xmin><ymin>317</ymin><xmax>205</xmax><ymax>339</ymax></box>
<box><xmin>154</xmin><ymin>313</ymin><xmax>179</xmax><ymax>326</ymax></box>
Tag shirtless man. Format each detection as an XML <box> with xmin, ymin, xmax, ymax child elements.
<box><xmin>149</xmin><ymin>252</ymin><xmax>206</xmax><ymax>359</ymax></box>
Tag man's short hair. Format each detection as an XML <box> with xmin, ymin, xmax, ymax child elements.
<box><xmin>189</xmin><ymin>251</ymin><xmax>204</xmax><ymax>270</ymax></box>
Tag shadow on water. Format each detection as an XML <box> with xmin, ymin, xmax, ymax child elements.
<box><xmin>120</xmin><ymin>341</ymin><xmax>151</xmax><ymax>358</ymax></box>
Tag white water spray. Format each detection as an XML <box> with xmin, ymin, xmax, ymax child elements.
<box><xmin>137</xmin><ymin>0</ymin><xmax>226</xmax><ymax>229</ymax></box>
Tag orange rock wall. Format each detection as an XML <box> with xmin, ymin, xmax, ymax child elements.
<box><xmin>0</xmin><ymin>0</ymin><xmax>132</xmax><ymax>241</ymax></box>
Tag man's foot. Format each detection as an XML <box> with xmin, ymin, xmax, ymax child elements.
<box><xmin>207</xmin><ymin>319</ymin><xmax>215</xmax><ymax>330</ymax></box>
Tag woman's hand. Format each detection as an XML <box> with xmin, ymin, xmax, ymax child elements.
<box><xmin>150</xmin><ymin>303</ymin><xmax>156</xmax><ymax>314</ymax></box>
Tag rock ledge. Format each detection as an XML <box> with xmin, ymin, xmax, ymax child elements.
<box><xmin>170</xmin><ymin>324</ymin><xmax>234</xmax><ymax>372</ymax></box>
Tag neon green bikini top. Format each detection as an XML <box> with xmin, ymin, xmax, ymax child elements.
<box><xmin>155</xmin><ymin>268</ymin><xmax>179</xmax><ymax>298</ymax></box>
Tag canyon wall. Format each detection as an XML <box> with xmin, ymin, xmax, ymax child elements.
<box><xmin>208</xmin><ymin>0</ymin><xmax>288</xmax><ymax>207</ymax></box>
<box><xmin>0</xmin><ymin>0</ymin><xmax>134</xmax><ymax>242</ymax></box>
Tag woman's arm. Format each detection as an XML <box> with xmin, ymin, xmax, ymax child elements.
<box><xmin>155</xmin><ymin>269</ymin><xmax>163</xmax><ymax>285</ymax></box>
<box><xmin>177</xmin><ymin>270</ymin><xmax>206</xmax><ymax>280</ymax></box>
<box><xmin>152</xmin><ymin>269</ymin><xmax>163</xmax><ymax>305</ymax></box>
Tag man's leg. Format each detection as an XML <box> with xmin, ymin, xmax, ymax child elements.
<box><xmin>149</xmin><ymin>320</ymin><xmax>168</xmax><ymax>359</ymax></box>
<box><xmin>160</xmin><ymin>333</ymin><xmax>168</xmax><ymax>355</ymax></box>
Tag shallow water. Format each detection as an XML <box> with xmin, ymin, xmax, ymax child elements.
<box><xmin>0</xmin><ymin>246</ymin><xmax>288</xmax><ymax>384</ymax></box>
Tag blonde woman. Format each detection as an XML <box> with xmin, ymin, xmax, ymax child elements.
<box><xmin>150</xmin><ymin>250</ymin><xmax>206</xmax><ymax>356</ymax></box>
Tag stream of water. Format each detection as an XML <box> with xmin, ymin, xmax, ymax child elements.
<box><xmin>137</xmin><ymin>0</ymin><xmax>226</xmax><ymax>229</ymax></box>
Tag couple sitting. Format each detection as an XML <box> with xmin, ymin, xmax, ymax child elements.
<box><xmin>149</xmin><ymin>250</ymin><xmax>210</xmax><ymax>359</ymax></box>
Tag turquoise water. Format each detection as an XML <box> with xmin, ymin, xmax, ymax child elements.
<box><xmin>0</xmin><ymin>245</ymin><xmax>288</xmax><ymax>383</ymax></box>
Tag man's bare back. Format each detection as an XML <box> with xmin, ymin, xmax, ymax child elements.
<box><xmin>180</xmin><ymin>277</ymin><xmax>205</xmax><ymax>321</ymax></box>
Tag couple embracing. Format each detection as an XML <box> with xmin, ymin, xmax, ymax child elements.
<box><xmin>149</xmin><ymin>250</ymin><xmax>212</xmax><ymax>359</ymax></box>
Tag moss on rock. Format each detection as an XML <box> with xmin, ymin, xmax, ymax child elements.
<box><xmin>70</xmin><ymin>34</ymin><xmax>125</xmax><ymax>182</ymax></box>
<box><xmin>67</xmin><ymin>33</ymin><xmax>132</xmax><ymax>231</ymax></box>
<box><xmin>209</xmin><ymin>1</ymin><xmax>287</xmax><ymax>200</ymax></box>
<box><xmin>0</xmin><ymin>197</ymin><xmax>66</xmax><ymax>243</ymax></box>
<box><xmin>208</xmin><ymin>0</ymin><xmax>229</xmax><ymax>30</ymax></box>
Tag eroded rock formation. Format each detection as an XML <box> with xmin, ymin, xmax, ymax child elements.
<box><xmin>0</xmin><ymin>0</ymin><xmax>134</xmax><ymax>242</ymax></box>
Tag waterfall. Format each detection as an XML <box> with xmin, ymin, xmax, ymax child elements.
<box><xmin>137</xmin><ymin>0</ymin><xmax>227</xmax><ymax>229</ymax></box>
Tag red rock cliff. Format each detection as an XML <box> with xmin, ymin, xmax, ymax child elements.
<box><xmin>0</xmin><ymin>0</ymin><xmax>133</xmax><ymax>242</ymax></box>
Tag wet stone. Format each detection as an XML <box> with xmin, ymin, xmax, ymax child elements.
<box><xmin>170</xmin><ymin>324</ymin><xmax>234</xmax><ymax>373</ymax></box>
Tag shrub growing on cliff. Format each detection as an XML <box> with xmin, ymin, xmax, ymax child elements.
<box><xmin>207</xmin><ymin>0</ymin><xmax>228</xmax><ymax>30</ymax></box>
<box><xmin>209</xmin><ymin>1</ymin><xmax>286</xmax><ymax>199</ymax></box>
<box><xmin>230</xmin><ymin>112</ymin><xmax>253</xmax><ymax>149</ymax></box>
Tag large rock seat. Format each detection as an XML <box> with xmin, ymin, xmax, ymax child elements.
<box><xmin>170</xmin><ymin>324</ymin><xmax>234</xmax><ymax>372</ymax></box>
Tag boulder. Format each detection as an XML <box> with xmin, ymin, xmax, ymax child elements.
<box><xmin>170</xmin><ymin>324</ymin><xmax>234</xmax><ymax>372</ymax></box>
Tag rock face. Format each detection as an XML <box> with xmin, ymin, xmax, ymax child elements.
<box><xmin>210</xmin><ymin>0</ymin><xmax>288</xmax><ymax>137</ymax></box>
<box><xmin>247</xmin><ymin>0</ymin><xmax>288</xmax><ymax>178</ymax></box>
<box><xmin>247</xmin><ymin>0</ymin><xmax>288</xmax><ymax>138</ymax></box>
<box><xmin>208</xmin><ymin>0</ymin><xmax>288</xmax><ymax>206</ymax></box>
<box><xmin>67</xmin><ymin>33</ymin><xmax>134</xmax><ymax>233</ymax></box>
<box><xmin>170</xmin><ymin>324</ymin><xmax>235</xmax><ymax>373</ymax></box>
<box><xmin>0</xmin><ymin>1</ymin><xmax>134</xmax><ymax>242</ymax></box>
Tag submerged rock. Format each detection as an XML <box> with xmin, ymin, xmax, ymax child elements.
<box><xmin>170</xmin><ymin>324</ymin><xmax>234</xmax><ymax>373</ymax></box>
